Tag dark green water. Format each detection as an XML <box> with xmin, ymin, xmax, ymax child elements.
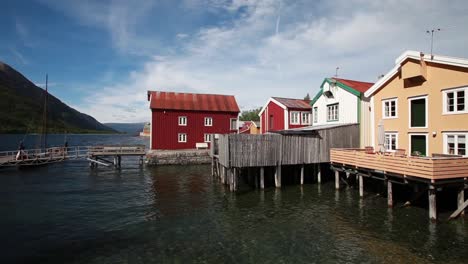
<box><xmin>0</xmin><ymin>135</ymin><xmax>467</xmax><ymax>263</ymax></box>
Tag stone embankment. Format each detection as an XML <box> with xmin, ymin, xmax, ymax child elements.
<box><xmin>146</xmin><ymin>149</ymin><xmax>211</xmax><ymax>165</ymax></box>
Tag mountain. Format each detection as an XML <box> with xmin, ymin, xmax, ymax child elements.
<box><xmin>0</xmin><ymin>61</ymin><xmax>116</xmax><ymax>134</ymax></box>
<box><xmin>105</xmin><ymin>122</ymin><xmax>147</xmax><ymax>135</ymax></box>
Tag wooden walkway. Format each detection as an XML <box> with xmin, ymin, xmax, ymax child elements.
<box><xmin>0</xmin><ymin>145</ymin><xmax>146</xmax><ymax>168</ymax></box>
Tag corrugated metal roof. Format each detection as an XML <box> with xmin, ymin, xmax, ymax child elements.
<box><xmin>148</xmin><ymin>91</ymin><xmax>240</xmax><ymax>112</ymax></box>
<box><xmin>272</xmin><ymin>97</ymin><xmax>311</xmax><ymax>109</ymax></box>
<box><xmin>332</xmin><ymin>78</ymin><xmax>374</xmax><ymax>93</ymax></box>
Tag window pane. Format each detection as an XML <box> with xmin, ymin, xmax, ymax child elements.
<box><xmin>457</xmin><ymin>91</ymin><xmax>465</xmax><ymax>111</ymax></box>
<box><xmin>447</xmin><ymin>92</ymin><xmax>454</xmax><ymax>112</ymax></box>
<box><xmin>447</xmin><ymin>135</ymin><xmax>455</xmax><ymax>143</ymax></box>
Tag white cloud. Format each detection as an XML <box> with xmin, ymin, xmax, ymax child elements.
<box><xmin>69</xmin><ymin>0</ymin><xmax>468</xmax><ymax>122</ymax></box>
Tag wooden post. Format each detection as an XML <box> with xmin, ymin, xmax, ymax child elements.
<box><xmin>260</xmin><ymin>167</ymin><xmax>265</xmax><ymax>189</ymax></box>
<box><xmin>387</xmin><ymin>180</ymin><xmax>393</xmax><ymax>208</ymax></box>
<box><xmin>233</xmin><ymin>168</ymin><xmax>238</xmax><ymax>191</ymax></box>
<box><xmin>317</xmin><ymin>164</ymin><xmax>321</xmax><ymax>184</ymax></box>
<box><xmin>429</xmin><ymin>187</ymin><xmax>437</xmax><ymax>221</ymax></box>
<box><xmin>300</xmin><ymin>165</ymin><xmax>304</xmax><ymax>185</ymax></box>
<box><xmin>457</xmin><ymin>187</ymin><xmax>465</xmax><ymax>217</ymax></box>
<box><xmin>118</xmin><ymin>156</ymin><xmax>121</xmax><ymax>168</ymax></box>
<box><xmin>275</xmin><ymin>164</ymin><xmax>282</xmax><ymax>188</ymax></box>
<box><xmin>359</xmin><ymin>175</ymin><xmax>364</xmax><ymax>197</ymax></box>
<box><xmin>335</xmin><ymin>171</ymin><xmax>340</xmax><ymax>190</ymax></box>
<box><xmin>211</xmin><ymin>159</ymin><xmax>215</xmax><ymax>177</ymax></box>
<box><xmin>221</xmin><ymin>166</ymin><xmax>226</xmax><ymax>184</ymax></box>
<box><xmin>229</xmin><ymin>168</ymin><xmax>234</xmax><ymax>191</ymax></box>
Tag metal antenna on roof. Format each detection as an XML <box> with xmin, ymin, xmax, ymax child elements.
<box><xmin>426</xmin><ymin>28</ymin><xmax>441</xmax><ymax>58</ymax></box>
<box><xmin>335</xmin><ymin>67</ymin><xmax>340</xmax><ymax>77</ymax></box>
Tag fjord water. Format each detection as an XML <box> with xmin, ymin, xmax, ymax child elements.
<box><xmin>0</xmin><ymin>135</ymin><xmax>467</xmax><ymax>263</ymax></box>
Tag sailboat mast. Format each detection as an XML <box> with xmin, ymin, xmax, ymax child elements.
<box><xmin>41</xmin><ymin>74</ymin><xmax>48</xmax><ymax>150</ymax></box>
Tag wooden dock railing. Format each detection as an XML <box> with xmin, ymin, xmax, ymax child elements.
<box><xmin>330</xmin><ymin>148</ymin><xmax>468</xmax><ymax>180</ymax></box>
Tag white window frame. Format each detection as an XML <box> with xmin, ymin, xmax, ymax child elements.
<box><xmin>230</xmin><ymin>118</ymin><xmax>237</xmax><ymax>130</ymax></box>
<box><xmin>313</xmin><ymin>107</ymin><xmax>318</xmax><ymax>124</ymax></box>
<box><xmin>204</xmin><ymin>133</ymin><xmax>212</xmax><ymax>143</ymax></box>
<box><xmin>408</xmin><ymin>133</ymin><xmax>428</xmax><ymax>157</ymax></box>
<box><xmin>327</xmin><ymin>103</ymin><xmax>339</xmax><ymax>122</ymax></box>
<box><xmin>204</xmin><ymin>117</ymin><xmax>213</xmax><ymax>127</ymax></box>
<box><xmin>290</xmin><ymin>111</ymin><xmax>300</xmax><ymax>125</ymax></box>
<box><xmin>301</xmin><ymin>112</ymin><xmax>310</xmax><ymax>125</ymax></box>
<box><xmin>384</xmin><ymin>132</ymin><xmax>398</xmax><ymax>152</ymax></box>
<box><xmin>382</xmin><ymin>98</ymin><xmax>398</xmax><ymax>119</ymax></box>
<box><xmin>408</xmin><ymin>95</ymin><xmax>428</xmax><ymax>129</ymax></box>
<box><xmin>443</xmin><ymin>132</ymin><xmax>467</xmax><ymax>156</ymax></box>
<box><xmin>178</xmin><ymin>133</ymin><xmax>187</xmax><ymax>143</ymax></box>
<box><xmin>442</xmin><ymin>86</ymin><xmax>467</xmax><ymax>115</ymax></box>
<box><xmin>178</xmin><ymin>116</ymin><xmax>187</xmax><ymax>126</ymax></box>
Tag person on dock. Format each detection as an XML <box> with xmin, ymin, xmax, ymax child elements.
<box><xmin>64</xmin><ymin>141</ymin><xmax>69</xmax><ymax>154</ymax></box>
<box><xmin>16</xmin><ymin>141</ymin><xmax>26</xmax><ymax>160</ymax></box>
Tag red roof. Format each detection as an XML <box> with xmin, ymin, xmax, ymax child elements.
<box><xmin>272</xmin><ymin>97</ymin><xmax>311</xmax><ymax>110</ymax></box>
<box><xmin>332</xmin><ymin>78</ymin><xmax>374</xmax><ymax>93</ymax></box>
<box><xmin>148</xmin><ymin>91</ymin><xmax>240</xmax><ymax>112</ymax></box>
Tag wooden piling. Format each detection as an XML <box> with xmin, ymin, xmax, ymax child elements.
<box><xmin>300</xmin><ymin>165</ymin><xmax>304</xmax><ymax>185</ymax></box>
<box><xmin>260</xmin><ymin>167</ymin><xmax>265</xmax><ymax>189</ymax></box>
<box><xmin>359</xmin><ymin>175</ymin><xmax>364</xmax><ymax>197</ymax></box>
<box><xmin>457</xmin><ymin>187</ymin><xmax>465</xmax><ymax>217</ymax></box>
<box><xmin>275</xmin><ymin>164</ymin><xmax>282</xmax><ymax>188</ymax></box>
<box><xmin>233</xmin><ymin>168</ymin><xmax>238</xmax><ymax>191</ymax></box>
<box><xmin>429</xmin><ymin>187</ymin><xmax>437</xmax><ymax>220</ymax></box>
<box><xmin>317</xmin><ymin>164</ymin><xmax>321</xmax><ymax>184</ymax></box>
<box><xmin>221</xmin><ymin>166</ymin><xmax>226</xmax><ymax>184</ymax></box>
<box><xmin>387</xmin><ymin>180</ymin><xmax>393</xmax><ymax>208</ymax></box>
<box><xmin>335</xmin><ymin>171</ymin><xmax>340</xmax><ymax>190</ymax></box>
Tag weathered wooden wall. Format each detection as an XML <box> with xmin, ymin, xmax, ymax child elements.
<box><xmin>216</xmin><ymin>124</ymin><xmax>359</xmax><ymax>168</ymax></box>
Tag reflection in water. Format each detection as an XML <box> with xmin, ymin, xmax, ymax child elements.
<box><xmin>0</xmin><ymin>136</ymin><xmax>467</xmax><ymax>264</ymax></box>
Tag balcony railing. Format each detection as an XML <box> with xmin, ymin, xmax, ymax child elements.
<box><xmin>330</xmin><ymin>148</ymin><xmax>468</xmax><ymax>180</ymax></box>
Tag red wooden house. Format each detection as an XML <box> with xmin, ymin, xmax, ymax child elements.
<box><xmin>147</xmin><ymin>91</ymin><xmax>240</xmax><ymax>150</ymax></box>
<box><xmin>258</xmin><ymin>97</ymin><xmax>312</xmax><ymax>133</ymax></box>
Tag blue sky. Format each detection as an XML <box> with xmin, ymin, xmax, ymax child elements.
<box><xmin>1</xmin><ymin>0</ymin><xmax>468</xmax><ymax>122</ymax></box>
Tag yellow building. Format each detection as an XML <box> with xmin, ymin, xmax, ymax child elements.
<box><xmin>365</xmin><ymin>50</ymin><xmax>468</xmax><ymax>157</ymax></box>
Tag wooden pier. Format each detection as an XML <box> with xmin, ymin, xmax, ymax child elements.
<box><xmin>210</xmin><ymin>124</ymin><xmax>359</xmax><ymax>191</ymax></box>
<box><xmin>330</xmin><ymin>148</ymin><xmax>468</xmax><ymax>220</ymax></box>
<box><xmin>0</xmin><ymin>145</ymin><xmax>146</xmax><ymax>169</ymax></box>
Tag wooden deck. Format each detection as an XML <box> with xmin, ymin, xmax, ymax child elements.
<box><xmin>330</xmin><ymin>148</ymin><xmax>468</xmax><ymax>181</ymax></box>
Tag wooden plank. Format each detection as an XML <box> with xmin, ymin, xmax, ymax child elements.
<box><xmin>449</xmin><ymin>198</ymin><xmax>468</xmax><ymax>220</ymax></box>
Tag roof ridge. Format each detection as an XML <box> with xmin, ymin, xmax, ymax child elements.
<box><xmin>148</xmin><ymin>90</ymin><xmax>236</xmax><ymax>97</ymax></box>
<box><xmin>332</xmin><ymin>77</ymin><xmax>374</xmax><ymax>84</ymax></box>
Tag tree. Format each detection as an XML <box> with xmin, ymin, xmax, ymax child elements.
<box><xmin>239</xmin><ymin>107</ymin><xmax>261</xmax><ymax>121</ymax></box>
<box><xmin>304</xmin><ymin>93</ymin><xmax>310</xmax><ymax>101</ymax></box>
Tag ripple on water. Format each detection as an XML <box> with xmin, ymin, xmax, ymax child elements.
<box><xmin>0</xmin><ymin>144</ymin><xmax>467</xmax><ymax>264</ymax></box>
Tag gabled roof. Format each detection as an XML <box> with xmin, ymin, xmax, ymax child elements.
<box><xmin>272</xmin><ymin>97</ymin><xmax>312</xmax><ymax>109</ymax></box>
<box><xmin>332</xmin><ymin>78</ymin><xmax>374</xmax><ymax>93</ymax></box>
<box><xmin>311</xmin><ymin>77</ymin><xmax>374</xmax><ymax>106</ymax></box>
<box><xmin>365</xmin><ymin>50</ymin><xmax>468</xmax><ymax>97</ymax></box>
<box><xmin>147</xmin><ymin>91</ymin><xmax>240</xmax><ymax>112</ymax></box>
<box><xmin>259</xmin><ymin>97</ymin><xmax>311</xmax><ymax>116</ymax></box>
